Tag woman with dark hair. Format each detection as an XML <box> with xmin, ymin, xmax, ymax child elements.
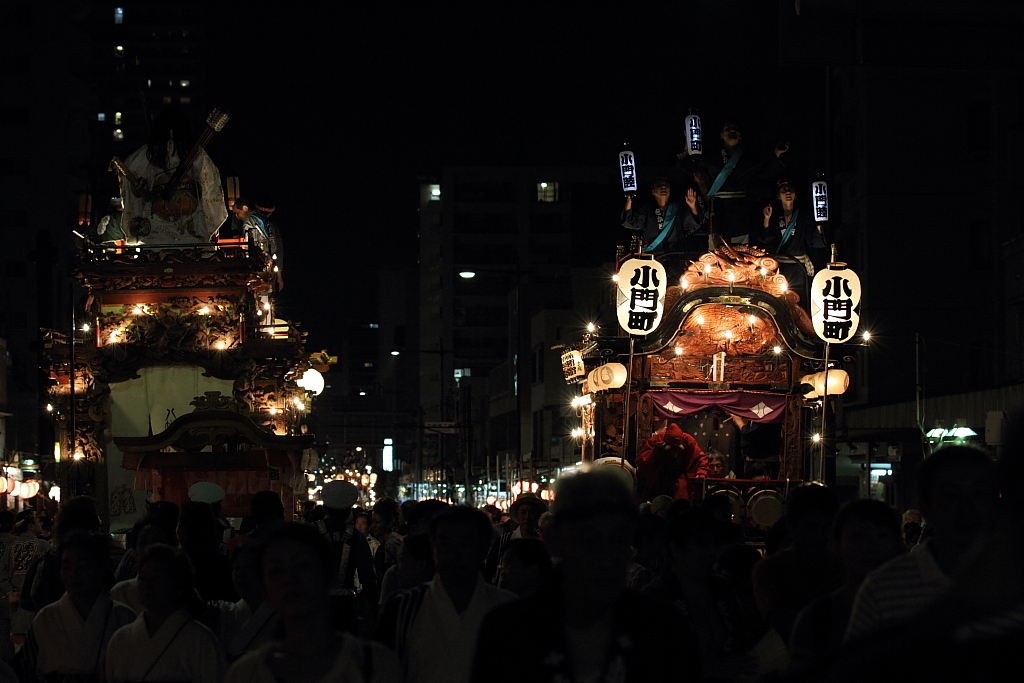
<box><xmin>105</xmin><ymin>544</ymin><xmax>224</xmax><ymax>683</ymax></box>
<box><xmin>225</xmin><ymin>523</ymin><xmax>400</xmax><ymax>683</ymax></box>
<box><xmin>23</xmin><ymin>531</ymin><xmax>136</xmax><ymax>681</ymax></box>
<box><xmin>371</xmin><ymin>499</ymin><xmax>403</xmax><ymax>579</ymax></box>
<box><xmin>787</xmin><ymin>498</ymin><xmax>904</xmax><ymax>676</ymax></box>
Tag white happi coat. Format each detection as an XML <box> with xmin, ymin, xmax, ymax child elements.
<box><xmin>214</xmin><ymin>599</ymin><xmax>281</xmax><ymax>662</ymax></box>
<box><xmin>29</xmin><ymin>592</ymin><xmax>136</xmax><ymax>678</ymax></box>
<box><xmin>110</xmin><ymin>577</ymin><xmax>143</xmax><ymax>615</ymax></box>
<box><xmin>105</xmin><ymin>607</ymin><xmax>224</xmax><ymax>683</ymax></box>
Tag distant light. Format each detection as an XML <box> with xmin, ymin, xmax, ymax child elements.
<box><xmin>586</xmin><ymin>322</ymin><xmax>596</xmax><ymax>333</ymax></box>
<box><xmin>949</xmin><ymin>427</ymin><xmax>977</xmax><ymax>438</ymax></box>
<box><xmin>612</xmin><ymin>274</ymin><xmax>619</xmax><ymax>282</ymax></box>
<box><xmin>132</xmin><ymin>305</ymin><xmax>144</xmax><ymax>315</ymax></box>
<box><xmin>199</xmin><ymin>306</ymin><xmax>210</xmax><ymax>314</ymax></box>
<box><xmin>45</xmin><ymin>404</ymin><xmax>53</xmax><ymax>412</ymax></box>
<box><xmin>748</xmin><ymin>315</ymin><xmax>757</xmax><ymax>325</ymax></box>
<box><xmin>356</xmin><ymin>447</ymin><xmax>363</xmax><ymax>452</ymax></box>
<box><xmin>390</xmin><ymin>350</ymin><xmax>400</xmax><ymax>356</ymax></box>
<box><xmin>82</xmin><ymin>323</ymin><xmax>90</xmax><ymax>332</ymax></box>
<box><xmin>263</xmin><ymin>303</ymin><xmax>271</xmax><ymax>311</ymax></box>
<box><xmin>725</xmin><ymin>330</ymin><xmax>733</xmax><ymax>339</ymax></box>
<box><xmin>812</xmin><ymin>433</ymin><xmax>822</xmax><ymax>442</ymax></box>
<box><xmin>459</xmin><ymin>271</ymin><xmax>476</xmax><ymax>279</ymax></box>
<box><xmin>215</xmin><ymin>340</ymin><xmax>226</xmax><ymax>350</ymax></box>
<box><xmin>269</xmin><ymin>407</ymin><xmax>278</xmax><ymax>415</ymax></box>
<box><xmin>358</xmin><ymin>391</ymin><xmax>367</xmax><ymax>396</ymax></box>
<box><xmin>73</xmin><ymin>452</ymin><xmax>85</xmax><ymax>461</ymax></box>
<box><xmin>540</xmin><ymin>182</ymin><xmax>548</xmax><ymax>188</ymax></box>
<box><xmin>773</xmin><ymin>346</ymin><xmax>782</xmax><ymax>354</ymax></box>
<box><xmin>675</xmin><ymin>347</ymin><xmax>683</xmax><ymax>356</ymax></box>
<box><xmin>862</xmin><ymin>331</ymin><xmax>871</xmax><ymax>341</ymax></box>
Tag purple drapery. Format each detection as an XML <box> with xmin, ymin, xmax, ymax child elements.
<box><xmin>648</xmin><ymin>390</ymin><xmax>787</xmax><ymax>424</ymax></box>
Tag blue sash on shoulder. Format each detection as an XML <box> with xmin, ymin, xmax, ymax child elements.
<box><xmin>708</xmin><ymin>148</ymin><xmax>744</xmax><ymax>197</ymax></box>
<box><xmin>642</xmin><ymin>203</ymin><xmax>679</xmax><ymax>253</ymax></box>
<box><xmin>779</xmin><ymin>209</ymin><xmax>799</xmax><ymax>248</ymax></box>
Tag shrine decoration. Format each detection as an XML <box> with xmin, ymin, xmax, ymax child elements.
<box><xmin>800</xmin><ymin>369</ymin><xmax>850</xmax><ymax>398</ymax></box>
<box><xmin>616</xmin><ymin>256</ymin><xmax>667</xmax><ymax>336</ymax></box>
<box><xmin>561</xmin><ymin>350</ymin><xmax>586</xmax><ymax>384</ymax></box>
<box><xmin>811</xmin><ymin>265</ymin><xmax>861</xmax><ymax>343</ymax></box>
<box><xmin>587</xmin><ymin>363</ymin><xmax>627</xmax><ymax>391</ymax></box>
<box><xmin>20</xmin><ymin>481</ymin><xmax>40</xmax><ymax>499</ymax></box>
<box><xmin>619</xmin><ymin>145</ymin><xmax>637</xmax><ymax>195</ymax></box>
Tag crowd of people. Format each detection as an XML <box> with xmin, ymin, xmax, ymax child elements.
<box><xmin>0</xmin><ymin>439</ymin><xmax>1017</xmax><ymax>682</ymax></box>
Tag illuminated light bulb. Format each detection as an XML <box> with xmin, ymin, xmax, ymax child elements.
<box><xmin>773</xmin><ymin>346</ymin><xmax>782</xmax><ymax>354</ymax></box>
<box><xmin>73</xmin><ymin>452</ymin><xmax>85</xmax><ymax>461</ymax></box>
<box><xmin>272</xmin><ymin>253</ymin><xmax>278</xmax><ymax>260</ymax></box>
<box><xmin>760</xmin><ymin>267</ymin><xmax>767</xmax><ymax>277</ymax></box>
<box><xmin>748</xmin><ymin>315</ymin><xmax>757</xmax><ymax>325</ymax></box>
<box><xmin>586</xmin><ymin>322</ymin><xmax>596</xmax><ymax>333</ymax></box>
<box><xmin>108</xmin><ymin>330</ymin><xmax>121</xmax><ymax>344</ymax></box>
<box><xmin>273</xmin><ymin>266</ymin><xmax>279</xmax><ymax>272</ymax></box>
<box><xmin>696</xmin><ymin>315</ymin><xmax>704</xmax><ymax>326</ymax></box>
<box><xmin>132</xmin><ymin>306</ymin><xmax>143</xmax><ymax>315</ymax></box>
<box><xmin>263</xmin><ymin>302</ymin><xmax>271</xmax><ymax>311</ymax></box>
<box><xmin>812</xmin><ymin>433</ymin><xmax>822</xmax><ymax>443</ymax></box>
<box><xmin>780</xmin><ymin>281</ymin><xmax>788</xmax><ymax>292</ymax></box>
<box><xmin>82</xmin><ymin>323</ymin><xmax>90</xmax><ymax>332</ymax></box>
<box><xmin>612</xmin><ymin>274</ymin><xmax>619</xmax><ymax>282</ymax></box>
<box><xmin>862</xmin><ymin>331</ymin><xmax>871</xmax><ymax>341</ymax></box>
<box><xmin>269</xmin><ymin>407</ymin><xmax>278</xmax><ymax>415</ymax></box>
<box><xmin>46</xmin><ymin>404</ymin><xmax>53</xmax><ymax>412</ymax></box>
<box><xmin>199</xmin><ymin>306</ymin><xmax>210</xmax><ymax>315</ymax></box>
<box><xmin>680</xmin><ymin>276</ymin><xmax>688</xmax><ymax>290</ymax></box>
<box><xmin>727</xmin><ymin>271</ymin><xmax>735</xmax><ymax>282</ymax></box>
<box><xmin>215</xmin><ymin>340</ymin><xmax>226</xmax><ymax>350</ymax></box>
<box><xmin>675</xmin><ymin>347</ymin><xmax>683</xmax><ymax>356</ymax></box>
<box><xmin>725</xmin><ymin>330</ymin><xmax>733</xmax><ymax>340</ymax></box>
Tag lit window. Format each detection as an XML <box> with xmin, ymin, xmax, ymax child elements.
<box><xmin>114</xmin><ymin>112</ymin><xmax>122</xmax><ymax>125</ymax></box>
<box><xmin>429</xmin><ymin>184</ymin><xmax>441</xmax><ymax>201</ymax></box>
<box><xmin>162</xmin><ymin>96</ymin><xmax>172</xmax><ymax>104</ymax></box>
<box><xmin>114</xmin><ymin>7</ymin><xmax>124</xmax><ymax>24</ymax></box>
<box><xmin>368</xmin><ymin>323</ymin><xmax>379</xmax><ymax>329</ymax></box>
<box><xmin>146</xmin><ymin>79</ymin><xmax>151</xmax><ymax>88</ymax></box>
<box><xmin>180</xmin><ymin>96</ymin><xmax>191</xmax><ymax>104</ymax></box>
<box><xmin>536</xmin><ymin>182</ymin><xmax>559</xmax><ymax>202</ymax></box>
<box><xmin>113</xmin><ymin>129</ymin><xmax>124</xmax><ymax>141</ymax></box>
<box><xmin>363</xmin><ymin>362</ymin><xmax>374</xmax><ymax>368</ymax></box>
<box><xmin>180</xmin><ymin>79</ymin><xmax>190</xmax><ymax>88</ymax></box>
<box><xmin>115</xmin><ymin>45</ymin><xmax>124</xmax><ymax>55</ymax></box>
<box><xmin>97</xmin><ymin>113</ymin><xmax>106</xmax><ymax>121</ymax></box>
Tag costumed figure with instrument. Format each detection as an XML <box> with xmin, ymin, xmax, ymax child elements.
<box><xmin>112</xmin><ymin>107</ymin><xmax>229</xmax><ymax>244</ymax></box>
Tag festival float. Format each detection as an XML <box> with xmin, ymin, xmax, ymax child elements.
<box><xmin>562</xmin><ymin>125</ymin><xmax>861</xmax><ymax>534</ymax></box>
<box><xmin>41</xmin><ymin>108</ymin><xmax>333</xmax><ymax>530</ymax></box>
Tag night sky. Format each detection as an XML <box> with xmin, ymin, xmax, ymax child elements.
<box><xmin>197</xmin><ymin>1</ymin><xmax>798</xmax><ymax>348</ymax></box>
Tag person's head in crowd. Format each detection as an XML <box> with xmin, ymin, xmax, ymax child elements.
<box><xmin>903</xmin><ymin>522</ymin><xmax>923</xmax><ymax>550</ymax></box>
<box><xmin>509</xmin><ymin>494</ymin><xmax>547</xmax><ymax>537</ymax></box>
<box><xmin>917</xmin><ymin>446</ymin><xmax>998</xmax><ymax>552</ymax></box>
<box><xmin>0</xmin><ymin>510</ymin><xmax>15</xmax><ymax>534</ymax></box>
<box><xmin>428</xmin><ymin>507</ymin><xmax>493</xmax><ymax>586</ymax></box>
<box><xmin>188</xmin><ymin>482</ymin><xmax>226</xmax><ymax>518</ymax></box>
<box><xmin>706</xmin><ymin>451</ymin><xmax>730</xmax><ymax>478</ymax></box>
<box><xmin>746</xmin><ymin>460</ymin><xmax>770</xmax><ymax>480</ymax></box>
<box><xmin>250</xmin><ymin>490</ymin><xmax>285</xmax><ymax>528</ymax></box>
<box><xmin>395</xmin><ymin>533</ymin><xmax>435</xmax><ymax>591</ymax></box>
<box><xmin>137</xmin><ymin>544</ymin><xmax>195</xmax><ymax>621</ymax></box>
<box><xmin>131</xmin><ymin>516</ymin><xmax>177</xmax><ymax>558</ymax></box>
<box><xmin>53</xmin><ymin>495</ymin><xmax>102</xmax><ymax>543</ymax></box>
<box><xmin>499</xmin><ymin>538</ymin><xmax>552</xmax><ymax>598</ymax></box>
<box><xmin>777</xmin><ymin>181</ymin><xmax>797</xmax><ymax>206</ymax></box>
<box><xmin>699</xmin><ymin>492</ymin><xmax>735</xmax><ymax>525</ymax></box>
<box><xmin>231</xmin><ymin>541</ymin><xmax>267</xmax><ymax>609</ymax></box>
<box><xmin>831</xmin><ymin>499</ymin><xmax>904</xmax><ymax>583</ymax></box>
<box><xmin>537</xmin><ymin>511</ymin><xmax>555</xmax><ymax>549</ymax></box>
<box><xmin>399</xmin><ymin>499</ymin><xmax>417</xmax><ymax>534</ymax></box>
<box><xmin>482</xmin><ymin>505</ymin><xmax>501</xmax><ymax>525</ymax></box>
<box><xmin>146</xmin><ymin>501</ymin><xmax>180</xmax><ymax>531</ymax></box>
<box><xmin>665</xmin><ymin>498</ymin><xmax>692</xmax><ymax>519</ymax></box>
<box><xmin>650</xmin><ymin>495</ymin><xmax>674</xmax><ymax>519</ymax></box>
<box><xmin>372</xmin><ymin>498</ymin><xmax>402</xmax><ymax>540</ymax></box>
<box><xmin>404</xmin><ymin>499</ymin><xmax>448</xmax><ymax>536</ymax></box>
<box><xmin>14</xmin><ymin>509</ymin><xmax>41</xmax><ymax>537</ymax></box>
<box><xmin>650</xmin><ymin>177</ymin><xmax>671</xmax><ymax>203</ymax></box>
<box><xmin>353</xmin><ymin>511</ymin><xmax>372</xmax><ymax>537</ymax></box>
<box><xmin>633</xmin><ymin>511</ymin><xmax>667</xmax><ymax>571</ymax></box>
<box><xmin>721</xmin><ymin>120</ymin><xmax>742</xmax><ymax>147</ymax></box>
<box><xmin>58</xmin><ymin>531</ymin><xmax>111</xmax><ymax>604</ymax></box>
<box><xmin>666</xmin><ymin>509</ymin><xmax>729</xmax><ymax>580</ymax></box>
<box><xmin>177</xmin><ymin>501</ymin><xmax>220</xmax><ymax>555</ymax></box>
<box><xmin>254</xmin><ymin>198</ymin><xmax>275</xmax><ymax>216</ymax></box>
<box><xmin>304</xmin><ymin>503</ymin><xmax>326</xmax><ymax>523</ymax></box>
<box><xmin>232</xmin><ymin>197</ymin><xmax>253</xmax><ymax>221</ymax></box>
<box><xmin>260</xmin><ymin>523</ymin><xmax>333</xmax><ymax>624</ymax></box>
<box><xmin>902</xmin><ymin>509</ymin><xmax>923</xmax><ymax>527</ymax></box>
<box><xmin>321</xmin><ymin>480</ymin><xmax>359</xmax><ymax>520</ymax></box>
<box><xmin>550</xmin><ymin>469</ymin><xmax>638</xmax><ymax>608</ymax></box>
<box><xmin>786</xmin><ymin>483</ymin><xmax>840</xmax><ymax>551</ymax></box>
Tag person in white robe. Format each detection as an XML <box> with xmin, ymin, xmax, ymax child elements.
<box><xmin>105</xmin><ymin>544</ymin><xmax>224</xmax><ymax>683</ymax></box>
<box><xmin>24</xmin><ymin>532</ymin><xmax>136</xmax><ymax>682</ymax></box>
<box><xmin>225</xmin><ymin>524</ymin><xmax>399</xmax><ymax>683</ymax></box>
<box><xmin>120</xmin><ymin>107</ymin><xmax>226</xmax><ymax>245</ymax></box>
<box><xmin>109</xmin><ymin>517</ymin><xmax>177</xmax><ymax>616</ymax></box>
<box><xmin>212</xmin><ymin>543</ymin><xmax>280</xmax><ymax>663</ymax></box>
